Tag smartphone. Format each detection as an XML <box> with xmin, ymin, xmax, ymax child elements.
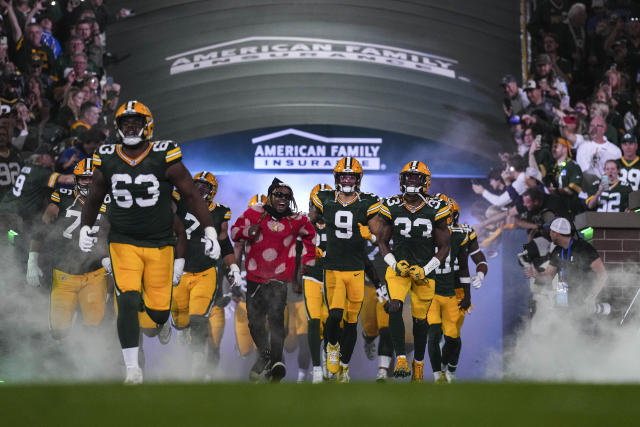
<box><xmin>563</xmin><ymin>115</ymin><xmax>577</xmax><ymax>125</ymax></box>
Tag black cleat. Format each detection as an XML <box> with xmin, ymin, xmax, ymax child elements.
<box><xmin>270</xmin><ymin>362</ymin><xmax>286</xmax><ymax>383</ymax></box>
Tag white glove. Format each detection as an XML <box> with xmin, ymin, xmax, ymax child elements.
<box><xmin>101</xmin><ymin>257</ymin><xmax>112</xmax><ymax>275</ymax></box>
<box><xmin>173</xmin><ymin>258</ymin><xmax>185</xmax><ymax>286</ymax></box>
<box><xmin>624</xmin><ymin>111</ymin><xmax>637</xmax><ymax>132</ymax></box>
<box><xmin>26</xmin><ymin>251</ymin><xmax>43</xmax><ymax>287</ymax></box>
<box><xmin>228</xmin><ymin>263</ymin><xmax>242</xmax><ymax>287</ymax></box>
<box><xmin>471</xmin><ymin>271</ymin><xmax>485</xmax><ymax>289</ymax></box>
<box><xmin>203</xmin><ymin>226</ymin><xmax>221</xmax><ymax>260</ymax></box>
<box><xmin>423</xmin><ymin>256</ymin><xmax>441</xmax><ymax>276</ymax></box>
<box><xmin>78</xmin><ymin>225</ymin><xmax>97</xmax><ymax>252</ymax></box>
<box><xmin>375</xmin><ymin>285</ymin><xmax>389</xmax><ymax>303</ymax></box>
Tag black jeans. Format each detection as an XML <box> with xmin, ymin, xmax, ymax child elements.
<box><xmin>246</xmin><ymin>280</ymin><xmax>288</xmax><ymax>364</ymax></box>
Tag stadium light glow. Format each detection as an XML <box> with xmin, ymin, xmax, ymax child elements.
<box><xmin>580</xmin><ymin>227</ymin><xmax>594</xmax><ymax>241</ymax></box>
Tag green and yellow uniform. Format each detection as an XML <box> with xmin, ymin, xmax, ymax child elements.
<box><xmin>49</xmin><ymin>188</ymin><xmax>109</xmax><ymax>331</ymax></box>
<box><xmin>429</xmin><ymin>224</ymin><xmax>472</xmax><ymax>338</ymax></box>
<box><xmin>172</xmin><ymin>190</ymin><xmax>231</xmax><ymax>328</ymax></box>
<box><xmin>586</xmin><ymin>180</ymin><xmax>633</xmax><ymax>212</ymax></box>
<box><xmin>617</xmin><ymin>156</ymin><xmax>640</xmax><ymax>191</ymax></box>
<box><xmin>311</xmin><ymin>189</ymin><xmax>380</xmax><ymax>323</ymax></box>
<box><xmin>303</xmin><ymin>222</ymin><xmax>329</xmax><ymax>323</ymax></box>
<box><xmin>93</xmin><ymin>141</ymin><xmax>181</xmax><ymax>312</ymax></box>
<box><xmin>1</xmin><ymin>164</ymin><xmax>60</xmax><ymax>222</ymax></box>
<box><xmin>0</xmin><ymin>147</ymin><xmax>24</xmax><ymax>201</ymax></box>
<box><xmin>549</xmin><ymin>159</ymin><xmax>583</xmax><ymax>195</ymax></box>
<box><xmin>379</xmin><ymin>195</ymin><xmax>449</xmax><ymax>320</ymax></box>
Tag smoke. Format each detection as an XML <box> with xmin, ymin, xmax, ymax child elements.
<box><xmin>495</xmin><ymin>265</ymin><xmax>640</xmax><ymax>383</ymax></box>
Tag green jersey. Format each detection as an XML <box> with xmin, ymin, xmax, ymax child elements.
<box><xmin>434</xmin><ymin>224</ymin><xmax>472</xmax><ymax>296</ymax></box>
<box><xmin>617</xmin><ymin>156</ymin><xmax>640</xmax><ymax>191</ymax></box>
<box><xmin>0</xmin><ymin>164</ymin><xmax>60</xmax><ymax>222</ymax></box>
<box><xmin>312</xmin><ymin>190</ymin><xmax>380</xmax><ymax>271</ymax></box>
<box><xmin>0</xmin><ymin>147</ymin><xmax>24</xmax><ymax>200</ymax></box>
<box><xmin>379</xmin><ymin>194</ymin><xmax>450</xmax><ymax>278</ymax></box>
<box><xmin>174</xmin><ymin>191</ymin><xmax>231</xmax><ymax>273</ymax></box>
<box><xmin>93</xmin><ymin>141</ymin><xmax>182</xmax><ymax>247</ymax></box>
<box><xmin>586</xmin><ymin>180</ymin><xmax>632</xmax><ymax>212</ymax></box>
<box><xmin>550</xmin><ymin>159</ymin><xmax>583</xmax><ymax>194</ymax></box>
<box><xmin>49</xmin><ymin>188</ymin><xmax>109</xmax><ymax>275</ymax></box>
<box><xmin>305</xmin><ymin>221</ymin><xmax>328</xmax><ymax>282</ymax></box>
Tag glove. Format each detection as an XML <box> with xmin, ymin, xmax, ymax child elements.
<box><xmin>358</xmin><ymin>223</ymin><xmax>376</xmax><ymax>243</ymax></box>
<box><xmin>227</xmin><ymin>264</ymin><xmax>242</xmax><ymax>288</ymax></box>
<box><xmin>215</xmin><ymin>293</ymin><xmax>231</xmax><ymax>308</ymax></box>
<box><xmin>409</xmin><ymin>265</ymin><xmax>426</xmax><ymax>280</ymax></box>
<box><xmin>101</xmin><ymin>257</ymin><xmax>112</xmax><ymax>275</ymax></box>
<box><xmin>173</xmin><ymin>258</ymin><xmax>185</xmax><ymax>286</ymax></box>
<box><xmin>78</xmin><ymin>225</ymin><xmax>97</xmax><ymax>252</ymax></box>
<box><xmin>203</xmin><ymin>226</ymin><xmax>221</xmax><ymax>259</ymax></box>
<box><xmin>26</xmin><ymin>251</ymin><xmax>43</xmax><ymax>287</ymax></box>
<box><xmin>375</xmin><ymin>285</ymin><xmax>389</xmax><ymax>303</ymax></box>
<box><xmin>471</xmin><ymin>271</ymin><xmax>485</xmax><ymax>289</ymax></box>
<box><xmin>315</xmin><ymin>246</ymin><xmax>324</xmax><ymax>260</ymax></box>
<box><xmin>395</xmin><ymin>260</ymin><xmax>411</xmax><ymax>277</ymax></box>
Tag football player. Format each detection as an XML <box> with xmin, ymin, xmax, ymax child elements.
<box><xmin>303</xmin><ymin>183</ymin><xmax>332</xmax><ymax>383</ymax></box>
<box><xmin>0</xmin><ymin>124</ymin><xmax>23</xmax><ymax>201</ymax></box>
<box><xmin>617</xmin><ymin>133</ymin><xmax>640</xmax><ymax>191</ymax></box>
<box><xmin>377</xmin><ymin>161</ymin><xmax>450</xmax><ymax>381</ymax></box>
<box><xmin>79</xmin><ymin>101</ymin><xmax>221</xmax><ymax>384</ymax></box>
<box><xmin>428</xmin><ymin>194</ymin><xmax>471</xmax><ymax>383</ymax></box>
<box><xmin>310</xmin><ymin>157</ymin><xmax>382</xmax><ymax>382</ymax></box>
<box><xmin>172</xmin><ymin>171</ymin><xmax>241</xmax><ymax>378</ymax></box>
<box><xmin>27</xmin><ymin>158</ymin><xmax>110</xmax><ymax>343</ymax></box>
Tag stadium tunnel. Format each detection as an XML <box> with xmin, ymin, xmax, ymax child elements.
<box><xmin>106</xmin><ymin>0</ymin><xmax>521</xmax><ymax>175</ymax></box>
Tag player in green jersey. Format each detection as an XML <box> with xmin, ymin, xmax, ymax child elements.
<box><xmin>79</xmin><ymin>100</ymin><xmax>220</xmax><ymax>384</ymax></box>
<box><xmin>377</xmin><ymin>161</ymin><xmax>450</xmax><ymax>381</ymax></box>
<box><xmin>310</xmin><ymin>157</ymin><xmax>382</xmax><ymax>382</ymax></box>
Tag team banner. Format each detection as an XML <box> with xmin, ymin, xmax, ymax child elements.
<box><xmin>181</xmin><ymin>125</ymin><xmax>492</xmax><ymax>177</ymax></box>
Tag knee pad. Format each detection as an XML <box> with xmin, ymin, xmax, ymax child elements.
<box><xmin>146</xmin><ymin>307</ymin><xmax>170</xmax><ymax>325</ymax></box>
<box><xmin>444</xmin><ymin>335</ymin><xmax>461</xmax><ymax>346</ymax></box>
<box><xmin>117</xmin><ymin>291</ymin><xmax>142</xmax><ymax>313</ymax></box>
<box><xmin>385</xmin><ymin>299</ymin><xmax>403</xmax><ymax>314</ymax></box>
<box><xmin>328</xmin><ymin>308</ymin><xmax>344</xmax><ymax>323</ymax></box>
<box><xmin>428</xmin><ymin>323</ymin><xmax>442</xmax><ymax>337</ymax></box>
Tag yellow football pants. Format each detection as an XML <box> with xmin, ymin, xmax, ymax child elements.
<box><xmin>324</xmin><ymin>269</ymin><xmax>364</xmax><ymax>323</ymax></box>
<box><xmin>235</xmin><ymin>301</ymin><xmax>255</xmax><ymax>357</ymax></box>
<box><xmin>209</xmin><ymin>305</ymin><xmax>225</xmax><ymax>348</ymax></box>
<box><xmin>50</xmin><ymin>268</ymin><xmax>107</xmax><ymax>331</ymax></box>
<box><xmin>385</xmin><ymin>266</ymin><xmax>435</xmax><ymax>320</ymax></box>
<box><xmin>427</xmin><ymin>294</ymin><xmax>465</xmax><ymax>338</ymax></box>
<box><xmin>171</xmin><ymin>266</ymin><xmax>217</xmax><ymax>328</ymax></box>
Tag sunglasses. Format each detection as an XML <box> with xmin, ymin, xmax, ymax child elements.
<box><xmin>272</xmin><ymin>191</ymin><xmax>292</xmax><ymax>200</ymax></box>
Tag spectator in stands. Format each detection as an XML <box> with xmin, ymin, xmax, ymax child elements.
<box><xmin>37</xmin><ymin>10</ymin><xmax>61</xmax><ymax>59</ymax></box>
<box><xmin>522</xmin><ymin>79</ymin><xmax>555</xmax><ymax>131</ymax></box>
<box><xmin>11</xmin><ymin>101</ymin><xmax>30</xmax><ymax>151</ymax></box>
<box><xmin>502</xmin><ymin>74</ymin><xmax>530</xmax><ymax>118</ymax></box>
<box><xmin>55</xmin><ymin>86</ymin><xmax>84</xmax><ymax>128</ymax></box>
<box><xmin>510</xmin><ymin>187</ymin><xmax>567</xmax><ymax>238</ymax></box>
<box><xmin>542</xmin><ymin>32</ymin><xmax>573</xmax><ymax>82</ymax></box>
<box><xmin>617</xmin><ymin>132</ymin><xmax>640</xmax><ymax>190</ymax></box>
<box><xmin>56</xmin><ymin>127</ymin><xmax>104</xmax><ymax>174</ymax></box>
<box><xmin>586</xmin><ymin>159</ymin><xmax>632</xmax><ymax>211</ymax></box>
<box><xmin>547</xmin><ymin>137</ymin><xmax>584</xmax><ymax>216</ymax></box>
<box><xmin>11</xmin><ymin>21</ymin><xmax>57</xmax><ymax>77</ymax></box>
<box><xmin>532</xmin><ymin>53</ymin><xmax>569</xmax><ymax>106</ymax></box>
<box><xmin>70</xmin><ymin>101</ymin><xmax>100</xmax><ymax>136</ymax></box>
<box><xmin>24</xmin><ymin>75</ymin><xmax>50</xmax><ymax>129</ymax></box>
<box><xmin>472</xmin><ymin>154</ymin><xmax>528</xmax><ymax>209</ymax></box>
<box><xmin>58</xmin><ymin>36</ymin><xmax>99</xmax><ymax>76</ymax></box>
<box><xmin>576</xmin><ymin>115</ymin><xmax>622</xmax><ymax>177</ymax></box>
<box><xmin>557</xmin><ymin>3</ymin><xmax>589</xmax><ymax>92</ymax></box>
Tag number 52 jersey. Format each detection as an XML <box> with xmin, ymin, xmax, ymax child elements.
<box><xmin>93</xmin><ymin>141</ymin><xmax>182</xmax><ymax>247</ymax></box>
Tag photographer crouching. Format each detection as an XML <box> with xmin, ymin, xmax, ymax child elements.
<box><xmin>525</xmin><ymin>217</ymin><xmax>608</xmax><ymax>315</ymax></box>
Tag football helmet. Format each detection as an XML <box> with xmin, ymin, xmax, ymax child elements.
<box><xmin>114</xmin><ymin>100</ymin><xmax>154</xmax><ymax>146</ymax></box>
<box><xmin>248</xmin><ymin>194</ymin><xmax>267</xmax><ymax>208</ymax></box>
<box><xmin>193</xmin><ymin>171</ymin><xmax>217</xmax><ymax>202</ymax></box>
<box><xmin>73</xmin><ymin>157</ymin><xmax>95</xmax><ymax>197</ymax></box>
<box><xmin>436</xmin><ymin>193</ymin><xmax>459</xmax><ymax>225</ymax></box>
<box><xmin>309</xmin><ymin>183</ymin><xmax>333</xmax><ymax>201</ymax></box>
<box><xmin>400</xmin><ymin>161</ymin><xmax>431</xmax><ymax>195</ymax></box>
<box><xmin>334</xmin><ymin>157</ymin><xmax>363</xmax><ymax>193</ymax></box>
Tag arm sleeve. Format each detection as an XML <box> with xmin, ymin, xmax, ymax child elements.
<box><xmin>298</xmin><ymin>217</ymin><xmax>317</xmax><ymax>266</ymax></box>
<box><xmin>230</xmin><ymin>209</ymin><xmax>251</xmax><ymax>243</ymax></box>
<box><xmin>482</xmin><ymin>189</ymin><xmax>512</xmax><ymax>207</ymax></box>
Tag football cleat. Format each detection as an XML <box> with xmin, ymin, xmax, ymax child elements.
<box><xmin>124</xmin><ymin>367</ymin><xmax>143</xmax><ymax>385</ymax></box>
<box><xmin>393</xmin><ymin>355</ymin><xmax>411</xmax><ymax>378</ymax></box>
<box><xmin>399</xmin><ymin>161</ymin><xmax>431</xmax><ymax>195</ymax></box>
<box><xmin>334</xmin><ymin>157</ymin><xmax>363</xmax><ymax>193</ymax></box>
<box><xmin>157</xmin><ymin>322</ymin><xmax>172</xmax><ymax>345</ymax></box>
<box><xmin>312</xmin><ymin>366</ymin><xmax>323</xmax><ymax>384</ymax></box>
<box><xmin>434</xmin><ymin>371</ymin><xmax>447</xmax><ymax>383</ymax></box>
<box><xmin>445</xmin><ymin>370</ymin><xmax>457</xmax><ymax>383</ymax></box>
<box><xmin>270</xmin><ymin>362</ymin><xmax>286</xmax><ymax>383</ymax></box>
<box><xmin>337</xmin><ymin>365</ymin><xmax>350</xmax><ymax>383</ymax></box>
<box><xmin>114</xmin><ymin>100</ymin><xmax>154</xmax><ymax>145</ymax></box>
<box><xmin>326</xmin><ymin>343</ymin><xmax>341</xmax><ymax>375</ymax></box>
<box><xmin>362</xmin><ymin>332</ymin><xmax>377</xmax><ymax>361</ymax></box>
<box><xmin>375</xmin><ymin>367</ymin><xmax>388</xmax><ymax>383</ymax></box>
<box><xmin>411</xmin><ymin>360</ymin><xmax>424</xmax><ymax>383</ymax></box>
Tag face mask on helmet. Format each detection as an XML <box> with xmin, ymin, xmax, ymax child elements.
<box><xmin>193</xmin><ymin>172</ymin><xmax>218</xmax><ymax>202</ymax></box>
<box><xmin>336</xmin><ymin>173</ymin><xmax>360</xmax><ymax>193</ymax></box>
<box><xmin>73</xmin><ymin>158</ymin><xmax>94</xmax><ymax>197</ymax></box>
<box><xmin>117</xmin><ymin>115</ymin><xmax>147</xmax><ymax>146</ymax></box>
<box><xmin>401</xmin><ymin>172</ymin><xmax>427</xmax><ymax>194</ymax></box>
<box><xmin>333</xmin><ymin>157</ymin><xmax>363</xmax><ymax>193</ymax></box>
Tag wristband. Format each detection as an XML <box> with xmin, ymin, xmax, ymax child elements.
<box><xmin>422</xmin><ymin>256</ymin><xmax>440</xmax><ymax>275</ymax></box>
<box><xmin>229</xmin><ymin>264</ymin><xmax>240</xmax><ymax>273</ymax></box>
<box><xmin>459</xmin><ymin>277</ymin><xmax>471</xmax><ymax>284</ymax></box>
<box><xmin>383</xmin><ymin>253</ymin><xmax>397</xmax><ymax>269</ymax></box>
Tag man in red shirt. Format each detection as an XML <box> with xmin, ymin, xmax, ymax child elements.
<box><xmin>231</xmin><ymin>178</ymin><xmax>316</xmax><ymax>382</ymax></box>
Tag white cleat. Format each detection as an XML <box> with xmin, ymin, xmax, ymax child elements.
<box><xmin>312</xmin><ymin>366</ymin><xmax>324</xmax><ymax>384</ymax></box>
<box><xmin>376</xmin><ymin>367</ymin><xmax>388</xmax><ymax>382</ymax></box>
<box><xmin>157</xmin><ymin>322</ymin><xmax>172</xmax><ymax>345</ymax></box>
<box><xmin>124</xmin><ymin>367</ymin><xmax>143</xmax><ymax>385</ymax></box>
<box><xmin>445</xmin><ymin>370</ymin><xmax>457</xmax><ymax>383</ymax></box>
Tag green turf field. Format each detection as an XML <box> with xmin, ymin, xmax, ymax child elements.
<box><xmin>1</xmin><ymin>382</ymin><xmax>639</xmax><ymax>426</ymax></box>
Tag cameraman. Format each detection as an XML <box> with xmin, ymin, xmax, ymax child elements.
<box><xmin>525</xmin><ymin>217</ymin><xmax>607</xmax><ymax>310</ymax></box>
